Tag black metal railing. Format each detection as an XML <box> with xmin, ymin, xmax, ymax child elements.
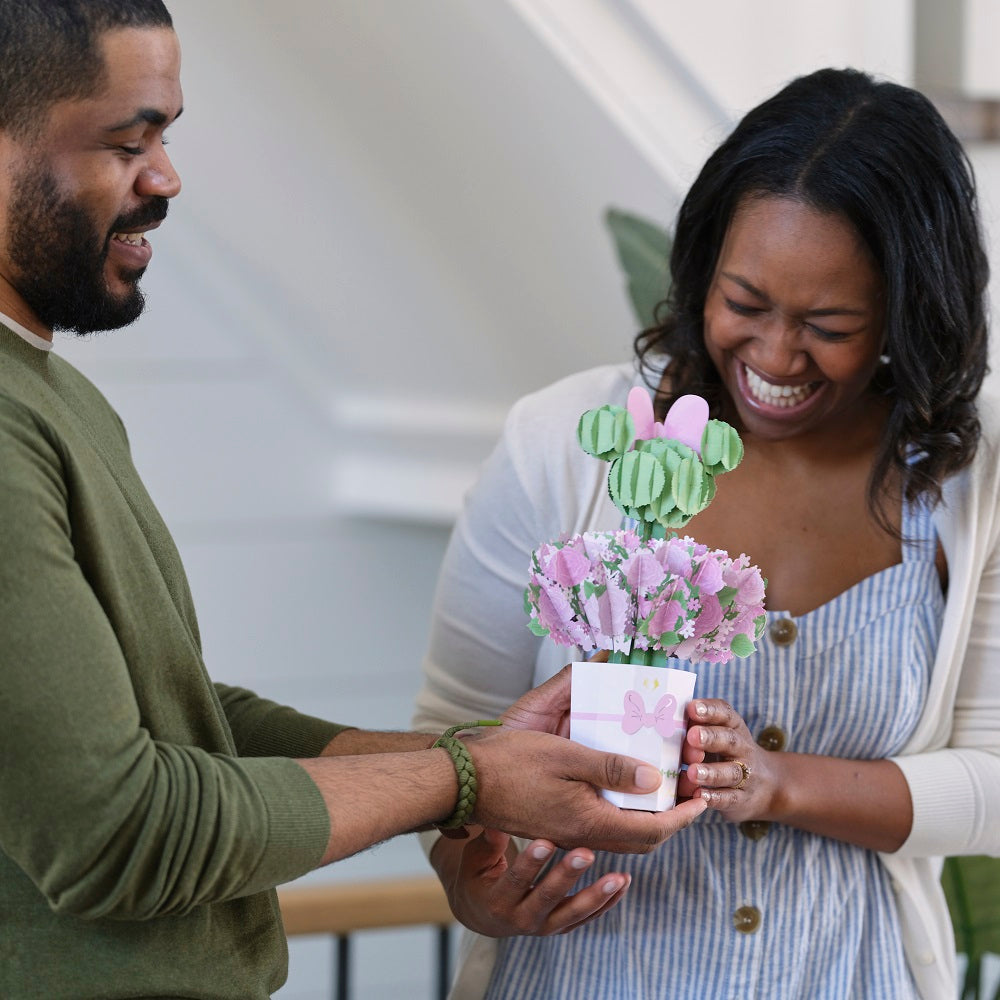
<box><xmin>278</xmin><ymin>876</ymin><xmax>455</xmax><ymax>1000</ymax></box>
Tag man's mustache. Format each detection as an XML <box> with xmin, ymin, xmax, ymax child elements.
<box><xmin>110</xmin><ymin>197</ymin><xmax>170</xmax><ymax>234</ymax></box>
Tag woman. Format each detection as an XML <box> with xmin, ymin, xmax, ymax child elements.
<box><xmin>414</xmin><ymin>68</ymin><xmax>1000</xmax><ymax>999</ymax></box>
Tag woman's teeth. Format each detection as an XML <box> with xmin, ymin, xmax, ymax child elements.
<box><xmin>745</xmin><ymin>366</ymin><xmax>815</xmax><ymax>407</ymax></box>
<box><xmin>113</xmin><ymin>232</ymin><xmax>145</xmax><ymax>246</ymax></box>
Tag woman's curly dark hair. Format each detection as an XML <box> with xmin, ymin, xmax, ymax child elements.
<box><xmin>637</xmin><ymin>67</ymin><xmax>989</xmax><ymax>527</ymax></box>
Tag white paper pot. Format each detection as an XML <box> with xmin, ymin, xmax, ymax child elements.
<box><xmin>570</xmin><ymin>659</ymin><xmax>697</xmax><ymax>811</ymax></box>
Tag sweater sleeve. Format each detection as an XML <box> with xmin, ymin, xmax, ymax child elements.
<box><xmin>0</xmin><ymin>396</ymin><xmax>331</xmax><ymax>920</ymax></box>
<box><xmin>215</xmin><ymin>683</ymin><xmax>350</xmax><ymax>757</ymax></box>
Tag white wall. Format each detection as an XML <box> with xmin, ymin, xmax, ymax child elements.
<box><xmin>54</xmin><ymin>3</ymin><xmax>999</xmax><ymax>997</ymax></box>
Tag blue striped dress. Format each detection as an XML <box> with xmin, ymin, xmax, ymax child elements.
<box><xmin>485</xmin><ymin>498</ymin><xmax>943</xmax><ymax>1000</ymax></box>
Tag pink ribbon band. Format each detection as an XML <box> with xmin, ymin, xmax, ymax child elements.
<box><xmin>571</xmin><ymin>689</ymin><xmax>683</xmax><ymax>739</ymax></box>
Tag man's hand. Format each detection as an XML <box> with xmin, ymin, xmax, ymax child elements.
<box><xmin>467</xmin><ymin>728</ymin><xmax>706</xmax><ymax>854</ymax></box>
<box><xmin>500</xmin><ymin>663</ymin><xmax>573</xmax><ymax>737</ymax></box>
<box><xmin>500</xmin><ymin>658</ymin><xmax>608</xmax><ymax>738</ymax></box>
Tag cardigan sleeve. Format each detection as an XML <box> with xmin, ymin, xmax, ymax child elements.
<box><xmin>413</xmin><ymin>365</ymin><xmax>632</xmax><ymax>734</ymax></box>
<box><xmin>412</xmin><ymin>397</ymin><xmax>550</xmax><ymax>732</ymax></box>
<box><xmin>0</xmin><ymin>395</ymin><xmax>332</xmax><ymax>920</ymax></box>
<box><xmin>892</xmin><ymin>427</ymin><xmax>1000</xmax><ymax>859</ymax></box>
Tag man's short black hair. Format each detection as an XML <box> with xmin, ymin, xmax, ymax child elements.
<box><xmin>0</xmin><ymin>0</ymin><xmax>173</xmax><ymax>137</ymax></box>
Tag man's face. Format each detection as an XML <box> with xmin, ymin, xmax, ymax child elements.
<box><xmin>0</xmin><ymin>27</ymin><xmax>183</xmax><ymax>336</ymax></box>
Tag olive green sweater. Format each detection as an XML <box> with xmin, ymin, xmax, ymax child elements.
<box><xmin>0</xmin><ymin>325</ymin><xmax>347</xmax><ymax>999</ymax></box>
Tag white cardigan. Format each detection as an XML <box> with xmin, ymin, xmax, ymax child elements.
<box><xmin>414</xmin><ymin>364</ymin><xmax>1000</xmax><ymax>1000</ymax></box>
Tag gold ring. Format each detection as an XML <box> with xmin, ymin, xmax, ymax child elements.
<box><xmin>734</xmin><ymin>760</ymin><xmax>751</xmax><ymax>790</ymax></box>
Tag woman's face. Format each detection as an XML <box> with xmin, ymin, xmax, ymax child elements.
<box><xmin>703</xmin><ymin>195</ymin><xmax>885</xmax><ymax>442</ymax></box>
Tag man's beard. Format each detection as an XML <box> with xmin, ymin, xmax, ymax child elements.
<box><xmin>6</xmin><ymin>167</ymin><xmax>168</xmax><ymax>335</ymax></box>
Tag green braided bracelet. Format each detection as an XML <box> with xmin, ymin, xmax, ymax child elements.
<box><xmin>433</xmin><ymin>720</ymin><xmax>501</xmax><ymax>830</ymax></box>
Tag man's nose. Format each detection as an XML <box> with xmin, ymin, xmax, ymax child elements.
<box><xmin>135</xmin><ymin>144</ymin><xmax>181</xmax><ymax>200</ymax></box>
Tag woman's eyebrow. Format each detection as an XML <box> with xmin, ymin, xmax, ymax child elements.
<box><xmin>719</xmin><ymin>271</ymin><xmax>868</xmax><ymax>316</ymax></box>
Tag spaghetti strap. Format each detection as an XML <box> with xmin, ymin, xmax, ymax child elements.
<box><xmin>901</xmin><ymin>494</ymin><xmax>938</xmax><ymax>562</ymax></box>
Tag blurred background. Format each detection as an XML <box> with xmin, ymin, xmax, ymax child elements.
<box><xmin>56</xmin><ymin>1</ymin><xmax>1000</xmax><ymax>996</ymax></box>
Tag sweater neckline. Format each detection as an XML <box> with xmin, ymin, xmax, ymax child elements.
<box><xmin>0</xmin><ymin>311</ymin><xmax>52</xmax><ymax>352</ymax></box>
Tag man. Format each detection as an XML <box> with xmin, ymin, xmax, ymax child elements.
<box><xmin>0</xmin><ymin>3</ymin><xmax>705</xmax><ymax>998</ymax></box>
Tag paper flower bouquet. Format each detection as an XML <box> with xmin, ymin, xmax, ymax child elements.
<box><xmin>524</xmin><ymin>387</ymin><xmax>766</xmax><ymax>809</ymax></box>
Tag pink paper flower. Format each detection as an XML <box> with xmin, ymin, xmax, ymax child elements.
<box><xmin>525</xmin><ymin>531</ymin><xmax>766</xmax><ymax>663</ymax></box>
<box><xmin>543</xmin><ymin>544</ymin><xmax>591</xmax><ymax>588</ymax></box>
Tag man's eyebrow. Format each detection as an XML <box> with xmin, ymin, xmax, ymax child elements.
<box><xmin>719</xmin><ymin>271</ymin><xmax>867</xmax><ymax>316</ymax></box>
<box><xmin>103</xmin><ymin>106</ymin><xmax>184</xmax><ymax>132</ymax></box>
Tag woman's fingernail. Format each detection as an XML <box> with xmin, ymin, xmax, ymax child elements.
<box><xmin>635</xmin><ymin>764</ymin><xmax>661</xmax><ymax>790</ymax></box>
<box><xmin>696</xmin><ymin>766</ymin><xmax>708</xmax><ymax>782</ymax></box>
<box><xmin>700</xmin><ymin>728</ymin><xmax>709</xmax><ymax>746</ymax></box>
<box><xmin>570</xmin><ymin>855</ymin><xmax>591</xmax><ymax>870</ymax></box>
<box><xmin>532</xmin><ymin>844</ymin><xmax>552</xmax><ymax>861</ymax></box>
<box><xmin>695</xmin><ymin>702</ymin><xmax>708</xmax><ymax>717</ymax></box>
<box><xmin>701</xmin><ymin>791</ymin><xmax>713</xmax><ymax>805</ymax></box>
<box><xmin>602</xmin><ymin>877</ymin><xmax>624</xmax><ymax>894</ymax></box>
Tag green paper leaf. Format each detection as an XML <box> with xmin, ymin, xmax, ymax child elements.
<box><xmin>634</xmin><ymin>438</ymin><xmax>705</xmax><ymax>529</ymax></box>
<box><xmin>672</xmin><ymin>454</ymin><xmax>707</xmax><ymax>515</ymax></box>
<box><xmin>528</xmin><ymin>620</ymin><xmax>550</xmax><ymax>637</ymax></box>
<box><xmin>701</xmin><ymin>419</ymin><xmax>744</xmax><ymax>475</ymax></box>
<box><xmin>578</xmin><ymin>405</ymin><xmax>635</xmax><ymax>461</ymax></box>
<box><xmin>716</xmin><ymin>585</ymin><xmax>738</xmax><ymax>608</ymax></box>
<box><xmin>608</xmin><ymin>449</ymin><xmax>666</xmax><ymax>518</ymax></box>
<box><xmin>701</xmin><ymin>474</ymin><xmax>717</xmax><ymax>508</ymax></box>
<box><xmin>730</xmin><ymin>633</ymin><xmax>755</xmax><ymax>657</ymax></box>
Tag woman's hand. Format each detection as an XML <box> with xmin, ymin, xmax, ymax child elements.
<box><xmin>432</xmin><ymin>827</ymin><xmax>630</xmax><ymax>938</ymax></box>
<box><xmin>678</xmin><ymin>698</ymin><xmax>777</xmax><ymax>821</ymax></box>
<box><xmin>678</xmin><ymin>698</ymin><xmax>914</xmax><ymax>851</ymax></box>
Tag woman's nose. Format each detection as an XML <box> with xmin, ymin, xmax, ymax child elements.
<box><xmin>751</xmin><ymin>319</ymin><xmax>809</xmax><ymax>377</ymax></box>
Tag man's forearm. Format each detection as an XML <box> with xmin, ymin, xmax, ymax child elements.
<box><xmin>296</xmin><ymin>749</ymin><xmax>457</xmax><ymax>865</ymax></box>
<box><xmin>320</xmin><ymin>729</ymin><xmax>437</xmax><ymax>756</ymax></box>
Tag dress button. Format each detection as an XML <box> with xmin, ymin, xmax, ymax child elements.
<box><xmin>739</xmin><ymin>820</ymin><xmax>771</xmax><ymax>841</ymax></box>
<box><xmin>769</xmin><ymin>618</ymin><xmax>797</xmax><ymax>645</ymax></box>
<box><xmin>733</xmin><ymin>905</ymin><xmax>762</xmax><ymax>934</ymax></box>
<box><xmin>757</xmin><ymin>725</ymin><xmax>787</xmax><ymax>752</ymax></box>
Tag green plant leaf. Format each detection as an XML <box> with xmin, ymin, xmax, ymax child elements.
<box><xmin>604</xmin><ymin>208</ymin><xmax>673</xmax><ymax>329</ymax></box>
<box><xmin>942</xmin><ymin>855</ymin><xmax>1000</xmax><ymax>999</ymax></box>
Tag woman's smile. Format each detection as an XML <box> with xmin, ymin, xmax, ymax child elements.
<box><xmin>703</xmin><ymin>195</ymin><xmax>885</xmax><ymax>442</ymax></box>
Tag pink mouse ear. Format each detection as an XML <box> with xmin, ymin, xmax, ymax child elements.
<box><xmin>662</xmin><ymin>394</ymin><xmax>709</xmax><ymax>454</ymax></box>
<box><xmin>626</xmin><ymin>387</ymin><xmax>657</xmax><ymax>440</ymax></box>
